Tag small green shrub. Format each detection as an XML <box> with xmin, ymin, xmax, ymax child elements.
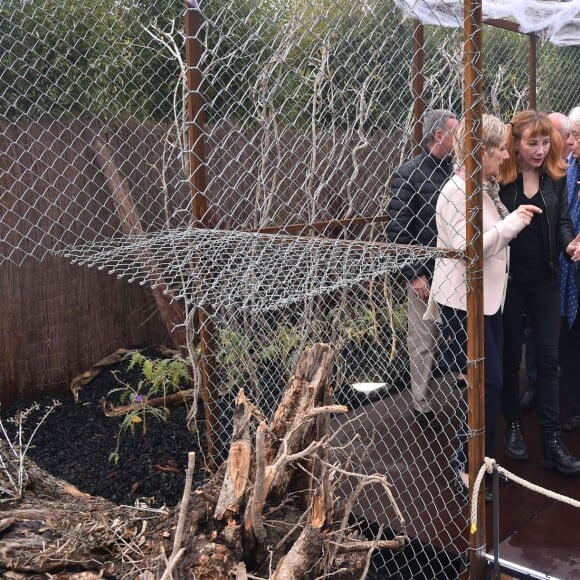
<box><xmin>107</xmin><ymin>352</ymin><xmax>191</xmax><ymax>464</ymax></box>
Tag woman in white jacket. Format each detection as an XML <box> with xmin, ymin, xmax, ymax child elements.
<box><xmin>430</xmin><ymin>114</ymin><xmax>541</xmax><ymax>500</ymax></box>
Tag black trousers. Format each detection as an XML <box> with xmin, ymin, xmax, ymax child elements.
<box><xmin>440</xmin><ymin>306</ymin><xmax>503</xmax><ymax>471</ymax></box>
<box><xmin>560</xmin><ymin>316</ymin><xmax>580</xmax><ymax>417</ymax></box>
<box><xmin>501</xmin><ymin>278</ymin><xmax>561</xmax><ymax>433</ymax></box>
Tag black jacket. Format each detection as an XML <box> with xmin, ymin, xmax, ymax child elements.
<box><xmin>499</xmin><ymin>172</ymin><xmax>575</xmax><ymax>279</ymax></box>
<box><xmin>386</xmin><ymin>148</ymin><xmax>454</xmax><ymax>281</ymax></box>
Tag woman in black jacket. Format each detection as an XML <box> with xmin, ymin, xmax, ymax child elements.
<box><xmin>499</xmin><ymin>110</ymin><xmax>580</xmax><ymax>473</ymax></box>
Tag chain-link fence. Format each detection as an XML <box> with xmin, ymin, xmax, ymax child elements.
<box><xmin>2</xmin><ymin>0</ymin><xmax>580</xmax><ymax>578</ymax></box>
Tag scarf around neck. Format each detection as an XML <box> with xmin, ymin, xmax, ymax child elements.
<box><xmin>454</xmin><ymin>167</ymin><xmax>509</xmax><ymax>219</ymax></box>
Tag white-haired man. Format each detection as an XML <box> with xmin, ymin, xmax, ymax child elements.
<box><xmin>549</xmin><ymin>111</ymin><xmax>572</xmax><ymax>160</ymax></box>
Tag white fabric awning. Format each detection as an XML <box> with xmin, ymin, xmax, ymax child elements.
<box><xmin>395</xmin><ymin>0</ymin><xmax>580</xmax><ymax>46</ymax></box>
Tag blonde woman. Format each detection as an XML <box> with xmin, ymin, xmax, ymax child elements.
<box><xmin>431</xmin><ymin>114</ymin><xmax>541</xmax><ymax>499</ymax></box>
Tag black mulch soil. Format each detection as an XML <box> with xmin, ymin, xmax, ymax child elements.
<box><xmin>1</xmin><ymin>350</ymin><xmax>208</xmax><ymax>509</ymax></box>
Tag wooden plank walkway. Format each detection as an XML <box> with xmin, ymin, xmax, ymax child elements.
<box><xmin>330</xmin><ymin>379</ymin><xmax>580</xmax><ymax>578</ymax></box>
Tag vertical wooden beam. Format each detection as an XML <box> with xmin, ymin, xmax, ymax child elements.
<box><xmin>412</xmin><ymin>19</ymin><xmax>425</xmax><ymax>156</ymax></box>
<box><xmin>185</xmin><ymin>1</ymin><xmax>208</xmax><ymax>220</ymax></box>
<box><xmin>463</xmin><ymin>1</ymin><xmax>487</xmax><ymax>579</ymax></box>
<box><xmin>529</xmin><ymin>34</ymin><xmax>537</xmax><ymax>109</ymax></box>
<box><xmin>185</xmin><ymin>0</ymin><xmax>222</xmax><ymax>471</ymax></box>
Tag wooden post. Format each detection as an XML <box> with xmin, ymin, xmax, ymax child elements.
<box><xmin>464</xmin><ymin>1</ymin><xmax>487</xmax><ymax>579</ymax></box>
<box><xmin>529</xmin><ymin>35</ymin><xmax>537</xmax><ymax>110</ymax></box>
<box><xmin>184</xmin><ymin>0</ymin><xmax>222</xmax><ymax>470</ymax></box>
<box><xmin>412</xmin><ymin>20</ymin><xmax>425</xmax><ymax>156</ymax></box>
<box><xmin>184</xmin><ymin>0</ymin><xmax>208</xmax><ymax>222</ymax></box>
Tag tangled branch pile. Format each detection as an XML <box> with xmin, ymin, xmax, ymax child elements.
<box><xmin>0</xmin><ymin>343</ymin><xmax>407</xmax><ymax>579</ymax></box>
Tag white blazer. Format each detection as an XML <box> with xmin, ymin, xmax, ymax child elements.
<box><xmin>430</xmin><ymin>175</ymin><xmax>528</xmax><ymax>315</ymax></box>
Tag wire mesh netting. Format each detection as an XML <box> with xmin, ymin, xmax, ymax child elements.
<box><xmin>3</xmin><ymin>0</ymin><xmax>580</xmax><ymax>578</ymax></box>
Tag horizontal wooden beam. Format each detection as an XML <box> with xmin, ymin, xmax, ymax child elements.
<box><xmin>250</xmin><ymin>215</ymin><xmax>389</xmax><ymax>236</ymax></box>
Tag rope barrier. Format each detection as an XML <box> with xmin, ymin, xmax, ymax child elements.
<box><xmin>469</xmin><ymin>456</ymin><xmax>580</xmax><ymax>534</ymax></box>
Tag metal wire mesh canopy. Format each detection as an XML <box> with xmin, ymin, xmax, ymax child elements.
<box><xmin>396</xmin><ymin>0</ymin><xmax>580</xmax><ymax>45</ymax></box>
<box><xmin>55</xmin><ymin>228</ymin><xmax>452</xmax><ymax>313</ymax></box>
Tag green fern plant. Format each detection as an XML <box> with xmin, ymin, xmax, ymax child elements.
<box><xmin>107</xmin><ymin>352</ymin><xmax>191</xmax><ymax>464</ymax></box>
